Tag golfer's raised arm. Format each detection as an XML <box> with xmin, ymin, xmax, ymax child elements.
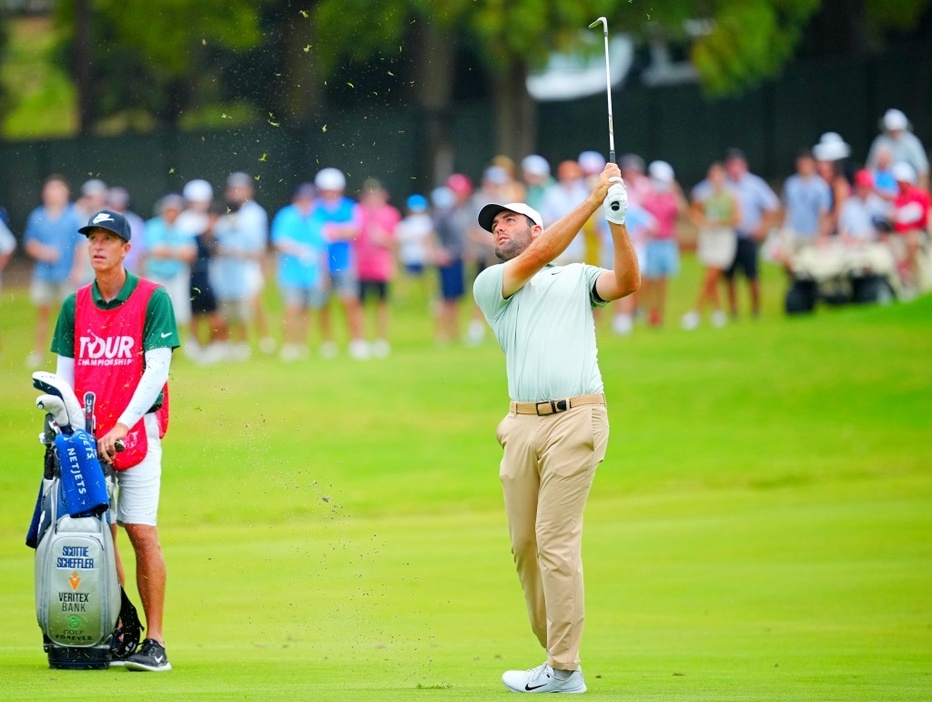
<box><xmin>502</xmin><ymin>163</ymin><xmax>619</xmax><ymax>297</ymax></box>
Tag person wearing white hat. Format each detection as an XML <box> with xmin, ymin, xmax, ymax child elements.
<box><xmin>520</xmin><ymin>154</ymin><xmax>554</xmax><ymax>212</ymax></box>
<box><xmin>867</xmin><ymin>109</ymin><xmax>929</xmax><ymax>191</ymax></box>
<box><xmin>473</xmin><ymin>162</ymin><xmax>638</xmax><ymax>695</ymax></box>
<box><xmin>813</xmin><ymin>132</ymin><xmax>854</xmax><ymax>236</ymax></box>
<box><xmin>890</xmin><ymin>161</ymin><xmax>931</xmax><ymax>291</ymax></box>
<box><xmin>640</xmin><ymin>160</ymin><xmax>687</xmax><ymax>327</ymax></box>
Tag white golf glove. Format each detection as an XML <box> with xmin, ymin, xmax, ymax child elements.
<box><xmin>604</xmin><ymin>177</ymin><xmax>628</xmax><ymax>225</ymax></box>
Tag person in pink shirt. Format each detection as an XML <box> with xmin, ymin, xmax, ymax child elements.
<box><xmin>890</xmin><ymin>162</ymin><xmax>931</xmax><ymax>291</ymax></box>
<box><xmin>640</xmin><ymin>160</ymin><xmax>687</xmax><ymax>327</ymax></box>
<box><xmin>354</xmin><ymin>179</ymin><xmax>401</xmax><ymax>358</ymax></box>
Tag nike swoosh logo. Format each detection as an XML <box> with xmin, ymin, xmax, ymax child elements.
<box><xmin>525</xmin><ymin>683</ymin><xmax>548</xmax><ymax>691</ymax></box>
<box><xmin>160</xmin><ymin>332</ymin><xmax>172</xmax><ymax>338</ymax></box>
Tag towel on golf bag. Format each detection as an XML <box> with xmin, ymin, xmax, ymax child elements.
<box><xmin>55</xmin><ymin>429</ymin><xmax>109</xmax><ymax>518</ymax></box>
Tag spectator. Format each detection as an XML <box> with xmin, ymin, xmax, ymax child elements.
<box><xmin>641</xmin><ymin>160</ymin><xmax>686</xmax><ymax>327</ymax></box>
<box><xmin>520</xmin><ymin>155</ymin><xmax>553</xmax><ymax>212</ymax></box>
<box><xmin>838</xmin><ymin>170</ymin><xmax>890</xmax><ymax>245</ymax></box>
<box><xmin>225</xmin><ymin>172</ymin><xmax>274</xmax><ymax>355</ymax></box>
<box><xmin>776</xmin><ymin>148</ymin><xmax>833</xmax><ymax>267</ymax></box>
<box><xmin>144</xmin><ymin>194</ymin><xmax>197</xmax><ymax>340</ymax></box>
<box><xmin>314</xmin><ymin>167</ymin><xmax>367</xmax><ymax>360</ymax></box>
<box><xmin>890</xmin><ymin>162</ymin><xmax>931</xmax><ymax>291</ymax></box>
<box><xmin>813</xmin><ymin>132</ymin><xmax>853</xmax><ymax>234</ymax></box>
<box><xmin>682</xmin><ymin>162</ymin><xmax>740</xmax><ymax>330</ymax></box>
<box><xmin>211</xmin><ymin>191</ymin><xmax>268</xmax><ymax>361</ymax></box>
<box><xmin>395</xmin><ymin>194</ymin><xmax>435</xmax><ymax>304</ymax></box>
<box><xmin>0</xmin><ymin>213</ymin><xmax>15</xmax><ymax>357</ymax></box>
<box><xmin>869</xmin><ymin>145</ymin><xmax>899</xmax><ymax>201</ymax></box>
<box><xmin>272</xmin><ymin>183</ymin><xmax>328</xmax><ymax>362</ymax></box>
<box><xmin>107</xmin><ymin>186</ymin><xmax>147</xmax><ymax>274</ymax></box>
<box><xmin>23</xmin><ymin>175</ymin><xmax>85</xmax><ymax>368</ymax></box>
<box><xmin>579</xmin><ymin>150</ymin><xmax>608</xmax><ymax>265</ymax></box>
<box><xmin>620</xmin><ymin>153</ymin><xmax>651</xmax><ymax>207</ymax></box>
<box><xmin>187</xmin><ymin>200</ymin><xmax>228</xmax><ymax>364</ymax></box>
<box><xmin>432</xmin><ymin>174</ymin><xmax>472</xmax><ymax>344</ymax></box>
<box><xmin>868</xmin><ymin>109</ymin><xmax>929</xmax><ymax>191</ymax></box>
<box><xmin>695</xmin><ymin>148</ymin><xmax>779</xmax><ymax>319</ymax></box>
<box><xmin>354</xmin><ymin>178</ymin><xmax>401</xmax><ymax>358</ymax></box>
<box><xmin>490</xmin><ymin>154</ymin><xmax>527</xmax><ymax>202</ymax></box>
<box><xmin>539</xmin><ymin>160</ymin><xmax>589</xmax><ymax>264</ymax></box>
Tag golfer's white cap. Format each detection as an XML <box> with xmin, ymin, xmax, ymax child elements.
<box><xmin>315</xmin><ymin>167</ymin><xmax>346</xmax><ymax>191</ymax></box>
<box><xmin>892</xmin><ymin>161</ymin><xmax>917</xmax><ymax>185</ymax></box>
<box><xmin>477</xmin><ymin>202</ymin><xmax>543</xmax><ymax>232</ymax></box>
<box><xmin>883</xmin><ymin>108</ymin><xmax>909</xmax><ymax>131</ymax></box>
<box><xmin>183</xmin><ymin>179</ymin><xmax>213</xmax><ymax>202</ymax></box>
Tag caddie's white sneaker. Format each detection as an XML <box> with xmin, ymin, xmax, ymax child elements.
<box><xmin>502</xmin><ymin>662</ymin><xmax>586</xmax><ymax>694</ymax></box>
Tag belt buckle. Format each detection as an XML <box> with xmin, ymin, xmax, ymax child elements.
<box><xmin>535</xmin><ymin>399</ymin><xmax>568</xmax><ymax>416</ymax></box>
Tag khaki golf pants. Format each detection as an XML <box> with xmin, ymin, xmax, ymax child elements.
<box><xmin>496</xmin><ymin>403</ymin><xmax>609</xmax><ymax>671</ymax></box>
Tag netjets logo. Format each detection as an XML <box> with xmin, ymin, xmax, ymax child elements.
<box><xmin>78</xmin><ymin>332</ymin><xmax>135</xmax><ymax>365</ymax></box>
<box><xmin>92</xmin><ymin>212</ymin><xmax>114</xmax><ymax>225</ymax></box>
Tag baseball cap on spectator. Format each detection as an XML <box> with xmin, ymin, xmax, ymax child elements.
<box><xmin>315</xmin><ymin>167</ymin><xmax>346</xmax><ymax>192</ymax></box>
<box><xmin>106</xmin><ymin>186</ymin><xmax>131</xmax><ymax>209</ymax></box>
<box><xmin>578</xmin><ymin>150</ymin><xmax>606</xmax><ymax>175</ymax></box>
<box><xmin>294</xmin><ymin>182</ymin><xmax>316</xmax><ymax>200</ymax></box>
<box><xmin>78</xmin><ymin>209</ymin><xmax>132</xmax><ymax>242</ymax></box>
<box><xmin>725</xmin><ymin>147</ymin><xmax>747</xmax><ymax>163</ymax></box>
<box><xmin>431</xmin><ymin>186</ymin><xmax>455</xmax><ymax>210</ymax></box>
<box><xmin>477</xmin><ymin>202</ymin><xmax>544</xmax><ymax>233</ymax></box>
<box><xmin>619</xmin><ymin>153</ymin><xmax>645</xmax><ymax>173</ymax></box>
<box><xmin>521</xmin><ymin>154</ymin><xmax>550</xmax><ymax>177</ymax></box>
<box><xmin>813</xmin><ymin>132</ymin><xmax>851</xmax><ymax>162</ymax></box>
<box><xmin>407</xmin><ymin>194</ymin><xmax>428</xmax><ymax>211</ymax></box>
<box><xmin>159</xmin><ymin>193</ymin><xmax>185</xmax><ymax>213</ymax></box>
<box><xmin>854</xmin><ymin>169</ymin><xmax>874</xmax><ymax>189</ymax></box>
<box><xmin>648</xmin><ymin>160</ymin><xmax>675</xmax><ymax>185</ymax></box>
<box><xmin>227</xmin><ymin>171</ymin><xmax>252</xmax><ymax>188</ymax></box>
<box><xmin>892</xmin><ymin>162</ymin><xmax>917</xmax><ymax>185</ymax></box>
<box><xmin>882</xmin><ymin>108</ymin><xmax>909</xmax><ymax>132</ymax></box>
<box><xmin>446</xmin><ymin>173</ymin><xmax>472</xmax><ymax>195</ymax></box>
<box><xmin>81</xmin><ymin>179</ymin><xmax>108</xmax><ymax>197</ymax></box>
<box><xmin>183</xmin><ymin>179</ymin><xmax>213</xmax><ymax>202</ymax></box>
<box><xmin>483</xmin><ymin>166</ymin><xmax>509</xmax><ymax>185</ymax></box>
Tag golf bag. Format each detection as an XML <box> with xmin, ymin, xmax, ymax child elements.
<box><xmin>26</xmin><ymin>373</ymin><xmax>128</xmax><ymax>669</ymax></box>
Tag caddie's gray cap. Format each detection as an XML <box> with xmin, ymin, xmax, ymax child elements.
<box><xmin>78</xmin><ymin>209</ymin><xmax>132</xmax><ymax>242</ymax></box>
<box><xmin>477</xmin><ymin>202</ymin><xmax>543</xmax><ymax>233</ymax></box>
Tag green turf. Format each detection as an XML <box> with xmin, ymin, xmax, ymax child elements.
<box><xmin>1</xmin><ymin>259</ymin><xmax>930</xmax><ymax>700</ymax></box>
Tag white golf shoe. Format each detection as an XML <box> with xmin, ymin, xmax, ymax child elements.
<box><xmin>502</xmin><ymin>663</ymin><xmax>586</xmax><ymax>694</ymax></box>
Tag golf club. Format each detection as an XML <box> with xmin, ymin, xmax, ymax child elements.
<box><xmin>588</xmin><ymin>16</ymin><xmax>615</xmax><ymax>164</ymax></box>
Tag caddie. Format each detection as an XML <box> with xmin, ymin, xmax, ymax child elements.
<box><xmin>473</xmin><ymin>163</ymin><xmax>639</xmax><ymax>693</ymax></box>
<box><xmin>50</xmin><ymin>208</ymin><xmax>178</xmax><ymax>671</ymax></box>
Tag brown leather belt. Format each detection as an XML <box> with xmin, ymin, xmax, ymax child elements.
<box><xmin>510</xmin><ymin>393</ymin><xmax>606</xmax><ymax>416</ymax></box>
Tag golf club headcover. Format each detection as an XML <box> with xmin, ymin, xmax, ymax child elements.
<box><xmin>55</xmin><ymin>429</ymin><xmax>110</xmax><ymax>517</ymax></box>
<box><xmin>36</xmin><ymin>394</ymin><xmax>70</xmax><ymax>432</ymax></box>
<box><xmin>32</xmin><ymin>372</ymin><xmax>86</xmax><ymax>433</ymax></box>
<box><xmin>604</xmin><ymin>177</ymin><xmax>628</xmax><ymax>225</ymax></box>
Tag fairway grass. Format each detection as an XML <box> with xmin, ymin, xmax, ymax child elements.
<box><xmin>1</xmin><ymin>261</ymin><xmax>930</xmax><ymax>700</ymax></box>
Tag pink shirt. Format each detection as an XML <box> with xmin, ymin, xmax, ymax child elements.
<box><xmin>642</xmin><ymin>190</ymin><xmax>679</xmax><ymax>240</ymax></box>
<box><xmin>354</xmin><ymin>204</ymin><xmax>401</xmax><ymax>281</ymax></box>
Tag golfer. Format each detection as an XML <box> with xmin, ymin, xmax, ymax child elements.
<box><xmin>473</xmin><ymin>162</ymin><xmax>638</xmax><ymax>693</ymax></box>
<box><xmin>50</xmin><ymin>209</ymin><xmax>178</xmax><ymax>671</ymax></box>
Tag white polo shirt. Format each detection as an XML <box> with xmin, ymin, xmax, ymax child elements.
<box><xmin>474</xmin><ymin>262</ymin><xmax>607</xmax><ymax>403</ymax></box>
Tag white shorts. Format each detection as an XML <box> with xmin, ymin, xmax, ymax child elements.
<box><xmin>112</xmin><ymin>414</ymin><xmax>162</xmax><ymax>527</ymax></box>
<box><xmin>697</xmin><ymin>227</ymin><xmax>738</xmax><ymax>270</ymax></box>
<box><xmin>150</xmin><ymin>271</ymin><xmax>192</xmax><ymax>325</ymax></box>
<box><xmin>30</xmin><ymin>279</ymin><xmax>75</xmax><ymax>306</ymax></box>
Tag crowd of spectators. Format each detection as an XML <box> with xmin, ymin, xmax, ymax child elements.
<box><xmin>1</xmin><ymin>107</ymin><xmax>928</xmax><ymax>366</ymax></box>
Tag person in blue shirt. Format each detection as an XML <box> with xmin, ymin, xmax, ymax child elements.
<box><xmin>23</xmin><ymin>174</ymin><xmax>85</xmax><ymax>368</ymax></box>
<box><xmin>312</xmin><ymin>168</ymin><xmax>367</xmax><ymax>360</ymax></box>
<box><xmin>272</xmin><ymin>183</ymin><xmax>329</xmax><ymax>361</ymax></box>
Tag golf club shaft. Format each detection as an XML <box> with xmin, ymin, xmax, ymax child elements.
<box><xmin>589</xmin><ymin>17</ymin><xmax>615</xmax><ymax>164</ymax></box>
